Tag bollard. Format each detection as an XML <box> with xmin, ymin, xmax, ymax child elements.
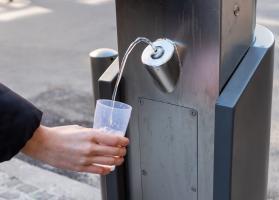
<box><xmin>89</xmin><ymin>48</ymin><xmax>118</xmax><ymax>105</ymax></box>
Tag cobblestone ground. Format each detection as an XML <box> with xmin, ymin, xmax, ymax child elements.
<box><xmin>0</xmin><ymin>158</ymin><xmax>101</xmax><ymax>200</ymax></box>
<box><xmin>0</xmin><ymin>172</ymin><xmax>60</xmax><ymax>200</ymax></box>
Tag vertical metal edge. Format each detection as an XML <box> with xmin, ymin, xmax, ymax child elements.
<box><xmin>214</xmin><ymin>105</ymin><xmax>234</xmax><ymax>200</ymax></box>
<box><xmin>230</xmin><ymin>39</ymin><xmax>274</xmax><ymax>200</ymax></box>
<box><xmin>98</xmin><ymin>59</ymin><xmax>128</xmax><ymax>200</ymax></box>
<box><xmin>90</xmin><ymin>48</ymin><xmax>118</xmax><ymax>105</ymax></box>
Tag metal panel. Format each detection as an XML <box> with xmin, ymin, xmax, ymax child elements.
<box><xmin>231</xmin><ymin>25</ymin><xmax>274</xmax><ymax>200</ymax></box>
<box><xmin>138</xmin><ymin>98</ymin><xmax>198</xmax><ymax>200</ymax></box>
<box><xmin>214</xmin><ymin>106</ymin><xmax>234</xmax><ymax>200</ymax></box>
<box><xmin>115</xmin><ymin>1</ymin><xmax>220</xmax><ymax>199</ymax></box>
<box><xmin>220</xmin><ymin>0</ymin><xmax>256</xmax><ymax>89</ymax></box>
<box><xmin>214</xmin><ymin>25</ymin><xmax>274</xmax><ymax>200</ymax></box>
<box><xmin>98</xmin><ymin>59</ymin><xmax>128</xmax><ymax>200</ymax></box>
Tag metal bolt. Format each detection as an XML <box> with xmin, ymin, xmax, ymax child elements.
<box><xmin>151</xmin><ymin>46</ymin><xmax>165</xmax><ymax>59</ymax></box>
<box><xmin>233</xmin><ymin>4</ymin><xmax>240</xmax><ymax>16</ymax></box>
<box><xmin>141</xmin><ymin>169</ymin><xmax>147</xmax><ymax>176</ymax></box>
<box><xmin>139</xmin><ymin>98</ymin><xmax>144</xmax><ymax>105</ymax></box>
<box><xmin>191</xmin><ymin>187</ymin><xmax>197</xmax><ymax>192</ymax></box>
<box><xmin>191</xmin><ymin>110</ymin><xmax>197</xmax><ymax>117</ymax></box>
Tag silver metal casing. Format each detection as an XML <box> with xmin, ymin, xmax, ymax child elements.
<box><xmin>98</xmin><ymin>0</ymin><xmax>258</xmax><ymax>200</ymax></box>
<box><xmin>141</xmin><ymin>39</ymin><xmax>181</xmax><ymax>93</ymax></box>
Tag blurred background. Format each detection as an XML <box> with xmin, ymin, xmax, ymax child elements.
<box><xmin>0</xmin><ymin>0</ymin><xmax>278</xmax><ymax>199</ymax></box>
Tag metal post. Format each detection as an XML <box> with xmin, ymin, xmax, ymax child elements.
<box><xmin>97</xmin><ymin>58</ymin><xmax>127</xmax><ymax>200</ymax></box>
<box><xmin>89</xmin><ymin>48</ymin><xmax>118</xmax><ymax>105</ymax></box>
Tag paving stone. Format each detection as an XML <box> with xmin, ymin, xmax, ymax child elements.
<box><xmin>32</xmin><ymin>191</ymin><xmax>54</xmax><ymax>200</ymax></box>
<box><xmin>0</xmin><ymin>172</ymin><xmax>9</xmax><ymax>185</ymax></box>
<box><xmin>0</xmin><ymin>191</ymin><xmax>20</xmax><ymax>200</ymax></box>
<box><xmin>56</xmin><ymin>196</ymin><xmax>76</xmax><ymax>200</ymax></box>
<box><xmin>17</xmin><ymin>184</ymin><xmax>38</xmax><ymax>194</ymax></box>
<box><xmin>5</xmin><ymin>177</ymin><xmax>22</xmax><ymax>188</ymax></box>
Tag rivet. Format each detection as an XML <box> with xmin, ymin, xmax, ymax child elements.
<box><xmin>191</xmin><ymin>110</ymin><xmax>197</xmax><ymax>117</ymax></box>
<box><xmin>139</xmin><ymin>99</ymin><xmax>144</xmax><ymax>105</ymax></box>
<box><xmin>233</xmin><ymin>4</ymin><xmax>240</xmax><ymax>16</ymax></box>
<box><xmin>191</xmin><ymin>187</ymin><xmax>197</xmax><ymax>192</ymax></box>
<box><xmin>141</xmin><ymin>169</ymin><xmax>147</xmax><ymax>176</ymax></box>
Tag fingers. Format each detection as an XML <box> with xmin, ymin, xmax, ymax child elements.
<box><xmin>52</xmin><ymin>126</ymin><xmax>130</xmax><ymax>147</ymax></box>
<box><xmin>80</xmin><ymin>164</ymin><xmax>111</xmax><ymax>175</ymax></box>
<box><xmin>90</xmin><ymin>156</ymin><xmax>124</xmax><ymax>166</ymax></box>
<box><xmin>51</xmin><ymin>125</ymin><xmax>82</xmax><ymax>131</ymax></box>
<box><xmin>92</xmin><ymin>144</ymin><xmax>127</xmax><ymax>157</ymax></box>
<box><xmin>92</xmin><ymin>131</ymin><xmax>129</xmax><ymax>147</ymax></box>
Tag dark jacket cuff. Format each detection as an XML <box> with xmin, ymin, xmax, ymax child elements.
<box><xmin>0</xmin><ymin>83</ymin><xmax>42</xmax><ymax>162</ymax></box>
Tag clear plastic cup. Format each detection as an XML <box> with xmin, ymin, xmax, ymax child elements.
<box><xmin>93</xmin><ymin>99</ymin><xmax>132</xmax><ymax>170</ymax></box>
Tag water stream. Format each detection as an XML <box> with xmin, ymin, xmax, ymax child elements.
<box><xmin>109</xmin><ymin>37</ymin><xmax>181</xmax><ymax>126</ymax></box>
<box><xmin>111</xmin><ymin>37</ymin><xmax>158</xmax><ymax>101</ymax></box>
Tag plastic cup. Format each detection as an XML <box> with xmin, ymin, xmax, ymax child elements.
<box><xmin>93</xmin><ymin>99</ymin><xmax>132</xmax><ymax>170</ymax></box>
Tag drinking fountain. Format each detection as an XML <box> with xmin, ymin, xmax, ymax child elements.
<box><xmin>90</xmin><ymin>0</ymin><xmax>274</xmax><ymax>200</ymax></box>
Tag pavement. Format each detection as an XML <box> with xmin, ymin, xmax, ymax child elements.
<box><xmin>0</xmin><ymin>0</ymin><xmax>278</xmax><ymax>199</ymax></box>
<box><xmin>0</xmin><ymin>159</ymin><xmax>101</xmax><ymax>200</ymax></box>
<box><xmin>0</xmin><ymin>0</ymin><xmax>117</xmax><ymax>98</ymax></box>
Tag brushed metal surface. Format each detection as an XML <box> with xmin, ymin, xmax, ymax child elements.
<box><xmin>214</xmin><ymin>25</ymin><xmax>274</xmax><ymax>200</ymax></box>
<box><xmin>144</xmin><ymin>53</ymin><xmax>180</xmax><ymax>93</ymax></box>
<box><xmin>142</xmin><ymin>39</ymin><xmax>180</xmax><ymax>93</ymax></box>
<box><xmin>90</xmin><ymin>49</ymin><xmax>118</xmax><ymax>103</ymax></box>
<box><xmin>220</xmin><ymin>0</ymin><xmax>256</xmax><ymax>89</ymax></box>
<box><xmin>230</xmin><ymin>25</ymin><xmax>274</xmax><ymax>200</ymax></box>
<box><xmin>139</xmin><ymin>98</ymin><xmax>198</xmax><ymax>200</ymax></box>
<box><xmin>113</xmin><ymin>0</ymin><xmax>256</xmax><ymax>199</ymax></box>
<box><xmin>115</xmin><ymin>0</ymin><xmax>220</xmax><ymax>199</ymax></box>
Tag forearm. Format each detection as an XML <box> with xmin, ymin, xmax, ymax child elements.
<box><xmin>21</xmin><ymin>125</ymin><xmax>49</xmax><ymax>161</ymax></box>
<box><xmin>0</xmin><ymin>83</ymin><xmax>129</xmax><ymax>175</ymax></box>
<box><xmin>21</xmin><ymin>125</ymin><xmax>129</xmax><ymax>175</ymax></box>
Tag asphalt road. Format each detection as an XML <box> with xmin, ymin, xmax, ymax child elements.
<box><xmin>0</xmin><ymin>0</ymin><xmax>117</xmax><ymax>98</ymax></box>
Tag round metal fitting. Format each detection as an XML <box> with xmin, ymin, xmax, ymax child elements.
<box><xmin>191</xmin><ymin>110</ymin><xmax>197</xmax><ymax>117</ymax></box>
<box><xmin>233</xmin><ymin>4</ymin><xmax>240</xmax><ymax>16</ymax></box>
<box><xmin>139</xmin><ymin>98</ymin><xmax>144</xmax><ymax>105</ymax></box>
<box><xmin>151</xmin><ymin>46</ymin><xmax>165</xmax><ymax>59</ymax></box>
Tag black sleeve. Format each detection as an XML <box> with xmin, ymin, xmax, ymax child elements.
<box><xmin>0</xmin><ymin>83</ymin><xmax>42</xmax><ymax>162</ymax></box>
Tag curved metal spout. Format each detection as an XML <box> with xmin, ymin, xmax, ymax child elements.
<box><xmin>141</xmin><ymin>39</ymin><xmax>181</xmax><ymax>93</ymax></box>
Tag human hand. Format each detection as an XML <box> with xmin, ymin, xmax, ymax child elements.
<box><xmin>21</xmin><ymin>125</ymin><xmax>129</xmax><ymax>175</ymax></box>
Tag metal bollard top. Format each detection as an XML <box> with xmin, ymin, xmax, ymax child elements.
<box><xmin>89</xmin><ymin>48</ymin><xmax>118</xmax><ymax>59</ymax></box>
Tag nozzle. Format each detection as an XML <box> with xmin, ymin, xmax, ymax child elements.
<box><xmin>151</xmin><ymin>46</ymin><xmax>165</xmax><ymax>59</ymax></box>
<box><xmin>141</xmin><ymin>38</ymin><xmax>181</xmax><ymax>93</ymax></box>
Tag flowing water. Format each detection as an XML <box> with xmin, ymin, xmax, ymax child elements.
<box><xmin>111</xmin><ymin>37</ymin><xmax>158</xmax><ymax>101</ymax></box>
<box><xmin>109</xmin><ymin>37</ymin><xmax>180</xmax><ymax>127</ymax></box>
<box><xmin>109</xmin><ymin>37</ymin><xmax>157</xmax><ymax>126</ymax></box>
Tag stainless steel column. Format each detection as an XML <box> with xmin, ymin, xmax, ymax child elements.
<box><xmin>90</xmin><ymin>48</ymin><xmax>118</xmax><ymax>104</ymax></box>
